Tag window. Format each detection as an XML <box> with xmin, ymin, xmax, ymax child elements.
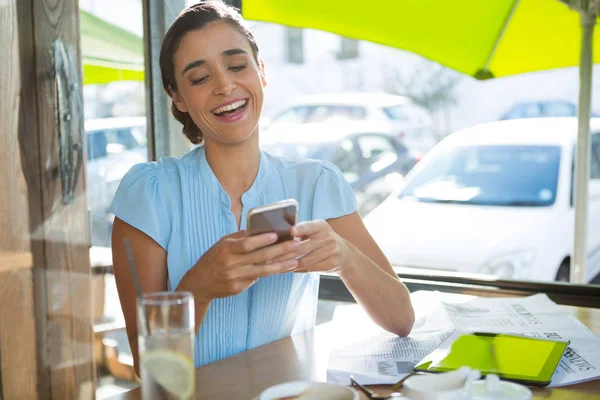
<box><xmin>543</xmin><ymin>102</ymin><xmax>576</xmax><ymax>117</ymax></box>
<box><xmin>336</xmin><ymin>37</ymin><xmax>359</xmax><ymax>60</ymax></box>
<box><xmin>356</xmin><ymin>135</ymin><xmax>398</xmax><ymax>173</ymax></box>
<box><xmin>382</xmin><ymin>105</ymin><xmax>411</xmax><ymax>121</ymax></box>
<box><xmin>305</xmin><ymin>105</ymin><xmax>367</xmax><ymax>123</ymax></box>
<box><xmin>400</xmin><ymin>145</ymin><xmax>561</xmax><ymax>206</ymax></box>
<box><xmin>273</xmin><ymin>106</ymin><xmax>314</xmax><ymax>124</ymax></box>
<box><xmin>331</xmin><ymin>139</ymin><xmax>361</xmax><ymax>178</ymax></box>
<box><xmin>285</xmin><ymin>27</ymin><xmax>304</xmax><ymax>64</ymax></box>
<box><xmin>87</xmin><ymin>131</ymin><xmax>108</xmax><ymax>160</ymax></box>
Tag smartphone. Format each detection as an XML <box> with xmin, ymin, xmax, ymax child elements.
<box><xmin>246</xmin><ymin>199</ymin><xmax>298</xmax><ymax>244</ymax></box>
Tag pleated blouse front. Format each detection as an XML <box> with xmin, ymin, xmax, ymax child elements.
<box><xmin>111</xmin><ymin>145</ymin><xmax>357</xmax><ymax>366</ymax></box>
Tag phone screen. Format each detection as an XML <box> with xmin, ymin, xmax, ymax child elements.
<box><xmin>247</xmin><ymin>204</ymin><xmax>297</xmax><ymax>243</ymax></box>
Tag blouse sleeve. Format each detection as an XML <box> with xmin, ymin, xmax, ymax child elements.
<box><xmin>311</xmin><ymin>161</ymin><xmax>358</xmax><ymax>221</ymax></box>
<box><xmin>110</xmin><ymin>163</ymin><xmax>170</xmax><ymax>250</ymax></box>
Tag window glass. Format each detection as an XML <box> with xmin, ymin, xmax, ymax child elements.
<box><xmin>382</xmin><ymin>105</ymin><xmax>411</xmax><ymax>121</ymax></box>
<box><xmin>400</xmin><ymin>145</ymin><xmax>561</xmax><ymax>206</ymax></box>
<box><xmin>332</xmin><ymin>139</ymin><xmax>361</xmax><ymax>176</ymax></box>
<box><xmin>273</xmin><ymin>106</ymin><xmax>314</xmax><ymax>124</ymax></box>
<box><xmin>357</xmin><ymin>135</ymin><xmax>398</xmax><ymax>173</ymax></box>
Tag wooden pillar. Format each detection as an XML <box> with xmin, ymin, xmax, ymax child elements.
<box><xmin>0</xmin><ymin>0</ymin><xmax>95</xmax><ymax>398</ymax></box>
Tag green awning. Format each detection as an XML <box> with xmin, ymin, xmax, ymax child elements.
<box><xmin>243</xmin><ymin>0</ymin><xmax>600</xmax><ymax>79</ymax></box>
<box><xmin>80</xmin><ymin>10</ymin><xmax>144</xmax><ymax>85</ymax></box>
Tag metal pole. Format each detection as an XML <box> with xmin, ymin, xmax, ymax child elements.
<box><xmin>572</xmin><ymin>10</ymin><xmax>596</xmax><ymax>283</ymax></box>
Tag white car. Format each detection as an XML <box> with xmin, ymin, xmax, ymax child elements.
<box><xmin>263</xmin><ymin>92</ymin><xmax>435</xmax><ymax>153</ymax></box>
<box><xmin>86</xmin><ymin>117</ymin><xmax>147</xmax><ymax>246</ymax></box>
<box><xmin>364</xmin><ymin>118</ymin><xmax>600</xmax><ymax>283</ymax></box>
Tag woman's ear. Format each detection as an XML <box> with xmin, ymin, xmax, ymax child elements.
<box><xmin>259</xmin><ymin>58</ymin><xmax>268</xmax><ymax>88</ymax></box>
<box><xmin>169</xmin><ymin>85</ymin><xmax>188</xmax><ymax>113</ymax></box>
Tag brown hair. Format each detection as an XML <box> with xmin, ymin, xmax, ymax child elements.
<box><xmin>159</xmin><ymin>0</ymin><xmax>261</xmax><ymax>144</ymax></box>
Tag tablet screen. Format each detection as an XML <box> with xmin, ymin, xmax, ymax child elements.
<box><xmin>414</xmin><ymin>331</ymin><xmax>569</xmax><ymax>385</ymax></box>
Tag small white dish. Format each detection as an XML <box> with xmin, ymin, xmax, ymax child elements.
<box><xmin>257</xmin><ymin>381</ymin><xmax>359</xmax><ymax>400</ymax></box>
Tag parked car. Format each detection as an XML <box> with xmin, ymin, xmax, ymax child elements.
<box><xmin>499</xmin><ymin>100</ymin><xmax>600</xmax><ymax>120</ymax></box>
<box><xmin>261</xmin><ymin>121</ymin><xmax>419</xmax><ymax>216</ymax></box>
<box><xmin>86</xmin><ymin>116</ymin><xmax>147</xmax><ymax>246</ymax></box>
<box><xmin>262</xmin><ymin>92</ymin><xmax>436</xmax><ymax>153</ymax></box>
<box><xmin>364</xmin><ymin>118</ymin><xmax>600</xmax><ymax>283</ymax></box>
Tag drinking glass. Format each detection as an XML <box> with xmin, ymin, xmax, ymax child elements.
<box><xmin>138</xmin><ymin>291</ymin><xmax>195</xmax><ymax>400</ymax></box>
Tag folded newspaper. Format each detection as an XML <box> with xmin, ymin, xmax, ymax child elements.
<box><xmin>326</xmin><ymin>291</ymin><xmax>600</xmax><ymax>387</ymax></box>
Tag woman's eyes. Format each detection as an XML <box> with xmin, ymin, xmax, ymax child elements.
<box><xmin>189</xmin><ymin>64</ymin><xmax>248</xmax><ymax>85</ymax></box>
<box><xmin>191</xmin><ymin>76</ymin><xmax>209</xmax><ymax>85</ymax></box>
<box><xmin>229</xmin><ymin>63</ymin><xmax>248</xmax><ymax>72</ymax></box>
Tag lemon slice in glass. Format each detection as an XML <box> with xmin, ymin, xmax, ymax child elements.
<box><xmin>141</xmin><ymin>349</ymin><xmax>195</xmax><ymax>399</ymax></box>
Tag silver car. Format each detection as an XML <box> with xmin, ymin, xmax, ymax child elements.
<box><xmin>86</xmin><ymin>117</ymin><xmax>147</xmax><ymax>246</ymax></box>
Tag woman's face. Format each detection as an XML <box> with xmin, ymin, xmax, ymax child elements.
<box><xmin>171</xmin><ymin>21</ymin><xmax>266</xmax><ymax>145</ymax></box>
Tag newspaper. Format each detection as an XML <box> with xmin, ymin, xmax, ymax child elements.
<box><xmin>326</xmin><ymin>291</ymin><xmax>600</xmax><ymax>387</ymax></box>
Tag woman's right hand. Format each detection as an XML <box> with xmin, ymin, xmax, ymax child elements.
<box><xmin>179</xmin><ymin>230</ymin><xmax>300</xmax><ymax>302</ymax></box>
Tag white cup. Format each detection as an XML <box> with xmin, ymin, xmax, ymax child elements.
<box><xmin>402</xmin><ymin>368</ymin><xmax>532</xmax><ymax>400</ymax></box>
<box><xmin>402</xmin><ymin>367</ymin><xmax>480</xmax><ymax>400</ymax></box>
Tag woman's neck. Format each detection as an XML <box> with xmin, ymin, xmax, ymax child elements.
<box><xmin>204</xmin><ymin>136</ymin><xmax>261</xmax><ymax>202</ymax></box>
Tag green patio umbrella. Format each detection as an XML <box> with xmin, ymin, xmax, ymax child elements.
<box><xmin>242</xmin><ymin>0</ymin><xmax>600</xmax><ymax>283</ymax></box>
<box><xmin>80</xmin><ymin>10</ymin><xmax>144</xmax><ymax>85</ymax></box>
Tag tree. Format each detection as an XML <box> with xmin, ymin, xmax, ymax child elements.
<box><xmin>386</xmin><ymin>61</ymin><xmax>462</xmax><ymax>140</ymax></box>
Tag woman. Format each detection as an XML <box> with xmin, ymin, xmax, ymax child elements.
<box><xmin>111</xmin><ymin>0</ymin><xmax>415</xmax><ymax>374</ymax></box>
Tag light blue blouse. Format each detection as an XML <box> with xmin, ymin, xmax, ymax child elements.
<box><xmin>111</xmin><ymin>145</ymin><xmax>357</xmax><ymax>366</ymax></box>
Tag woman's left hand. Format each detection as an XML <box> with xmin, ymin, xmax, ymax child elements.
<box><xmin>269</xmin><ymin>220</ymin><xmax>352</xmax><ymax>273</ymax></box>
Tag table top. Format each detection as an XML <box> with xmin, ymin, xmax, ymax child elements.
<box><xmin>109</xmin><ymin>294</ymin><xmax>600</xmax><ymax>400</ymax></box>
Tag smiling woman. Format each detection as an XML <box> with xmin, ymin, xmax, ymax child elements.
<box><xmin>109</xmin><ymin>0</ymin><xmax>415</xmax><ymax>376</ymax></box>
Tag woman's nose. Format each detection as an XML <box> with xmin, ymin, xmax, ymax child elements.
<box><xmin>213</xmin><ymin>70</ymin><xmax>234</xmax><ymax>96</ymax></box>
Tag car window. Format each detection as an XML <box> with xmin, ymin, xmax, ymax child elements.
<box><xmin>356</xmin><ymin>134</ymin><xmax>399</xmax><ymax>173</ymax></box>
<box><xmin>400</xmin><ymin>145</ymin><xmax>561</xmax><ymax>207</ymax></box>
<box><xmin>87</xmin><ymin>131</ymin><xmax>108</xmax><ymax>161</ymax></box>
<box><xmin>542</xmin><ymin>102</ymin><xmax>576</xmax><ymax>117</ymax></box>
<box><xmin>521</xmin><ymin>103</ymin><xmax>543</xmax><ymax>118</ymax></box>
<box><xmin>381</xmin><ymin>105</ymin><xmax>411</xmax><ymax>121</ymax></box>
<box><xmin>331</xmin><ymin>138</ymin><xmax>361</xmax><ymax>178</ymax></box>
<box><xmin>273</xmin><ymin>106</ymin><xmax>314</xmax><ymax>124</ymax></box>
<box><xmin>130</xmin><ymin>125</ymin><xmax>147</xmax><ymax>146</ymax></box>
<box><xmin>305</xmin><ymin>105</ymin><xmax>367</xmax><ymax>123</ymax></box>
<box><xmin>111</xmin><ymin>128</ymin><xmax>139</xmax><ymax>149</ymax></box>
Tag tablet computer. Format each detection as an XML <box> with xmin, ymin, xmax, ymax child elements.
<box><xmin>414</xmin><ymin>331</ymin><xmax>569</xmax><ymax>386</ymax></box>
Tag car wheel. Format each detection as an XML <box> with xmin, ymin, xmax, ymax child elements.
<box><xmin>555</xmin><ymin>260</ymin><xmax>570</xmax><ymax>282</ymax></box>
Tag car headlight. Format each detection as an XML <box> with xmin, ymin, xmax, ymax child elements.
<box><xmin>478</xmin><ymin>250</ymin><xmax>536</xmax><ymax>279</ymax></box>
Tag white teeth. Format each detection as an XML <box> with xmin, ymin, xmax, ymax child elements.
<box><xmin>213</xmin><ymin>99</ymin><xmax>247</xmax><ymax>115</ymax></box>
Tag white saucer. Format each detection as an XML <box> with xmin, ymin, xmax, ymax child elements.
<box><xmin>257</xmin><ymin>381</ymin><xmax>359</xmax><ymax>400</ymax></box>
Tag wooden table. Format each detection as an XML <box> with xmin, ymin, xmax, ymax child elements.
<box><xmin>109</xmin><ymin>295</ymin><xmax>600</xmax><ymax>400</ymax></box>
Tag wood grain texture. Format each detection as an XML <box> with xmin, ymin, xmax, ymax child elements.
<box><xmin>109</xmin><ymin>302</ymin><xmax>600</xmax><ymax>400</ymax></box>
<box><xmin>30</xmin><ymin>0</ymin><xmax>95</xmax><ymax>398</ymax></box>
<box><xmin>0</xmin><ymin>270</ymin><xmax>39</xmax><ymax>399</ymax></box>
<box><xmin>0</xmin><ymin>0</ymin><xmax>43</xmax><ymax>398</ymax></box>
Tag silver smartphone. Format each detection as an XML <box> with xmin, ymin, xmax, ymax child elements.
<box><xmin>246</xmin><ymin>199</ymin><xmax>299</xmax><ymax>244</ymax></box>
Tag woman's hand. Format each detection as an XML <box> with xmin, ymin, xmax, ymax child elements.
<box><xmin>269</xmin><ymin>220</ymin><xmax>352</xmax><ymax>274</ymax></box>
<box><xmin>180</xmin><ymin>230</ymin><xmax>301</xmax><ymax>303</ymax></box>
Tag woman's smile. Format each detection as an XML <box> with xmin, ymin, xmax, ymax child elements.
<box><xmin>211</xmin><ymin>97</ymin><xmax>249</xmax><ymax>123</ymax></box>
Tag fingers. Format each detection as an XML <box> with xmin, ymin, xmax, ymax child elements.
<box><xmin>266</xmin><ymin>238</ymin><xmax>315</xmax><ymax>264</ymax></box>
<box><xmin>228</xmin><ymin>232</ymin><xmax>279</xmax><ymax>253</ymax></box>
<box><xmin>256</xmin><ymin>259</ymin><xmax>299</xmax><ymax>277</ymax></box>
<box><xmin>246</xmin><ymin>238</ymin><xmax>301</xmax><ymax>265</ymax></box>
<box><xmin>295</xmin><ymin>247</ymin><xmax>337</xmax><ymax>272</ymax></box>
<box><xmin>291</xmin><ymin>219</ymin><xmax>329</xmax><ymax>238</ymax></box>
